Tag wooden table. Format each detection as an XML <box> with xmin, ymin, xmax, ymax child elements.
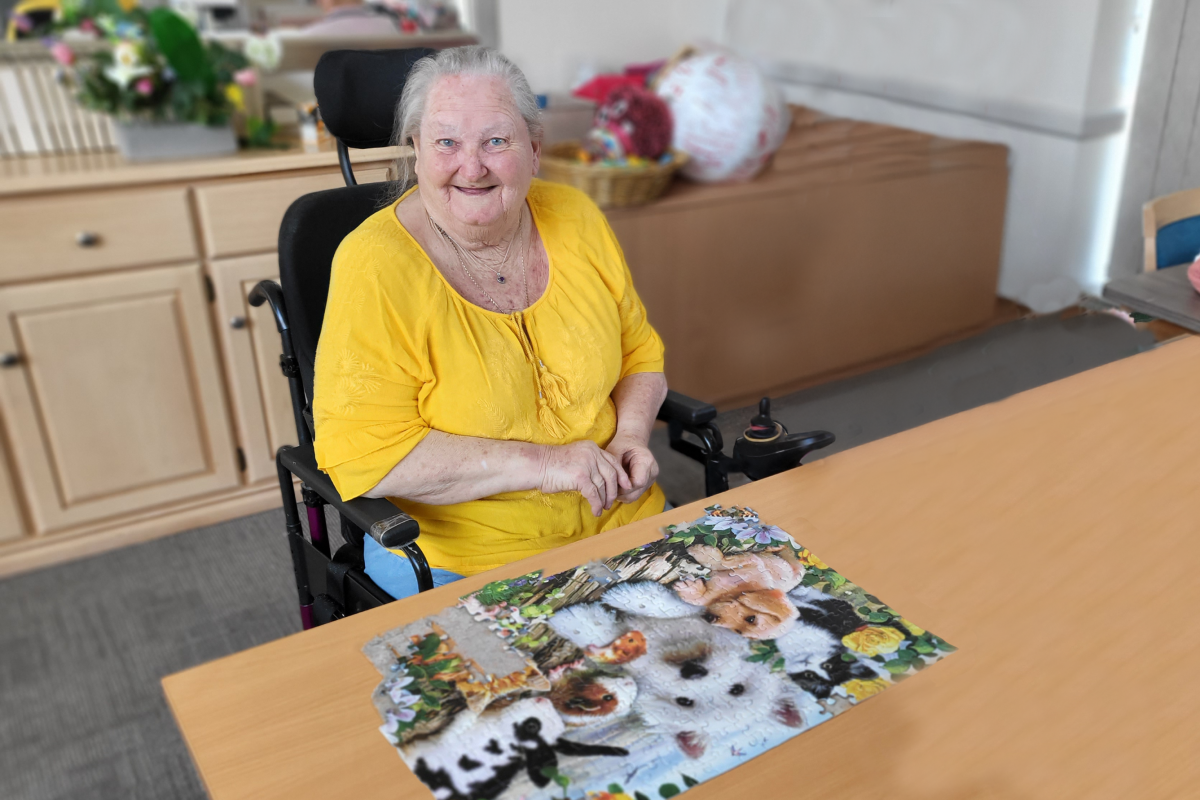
<box><xmin>164</xmin><ymin>338</ymin><xmax>1200</xmax><ymax>800</ymax></box>
<box><xmin>1103</xmin><ymin>263</ymin><xmax>1200</xmax><ymax>334</ymax></box>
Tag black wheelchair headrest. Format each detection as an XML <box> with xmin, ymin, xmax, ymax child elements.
<box><xmin>314</xmin><ymin>48</ymin><xmax>438</xmax><ymax>149</ymax></box>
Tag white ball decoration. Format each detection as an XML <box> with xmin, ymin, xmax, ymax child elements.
<box><xmin>656</xmin><ymin>50</ymin><xmax>791</xmax><ymax>183</ymax></box>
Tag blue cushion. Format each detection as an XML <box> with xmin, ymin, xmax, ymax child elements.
<box><xmin>1156</xmin><ymin>215</ymin><xmax>1200</xmax><ymax>268</ymax></box>
<box><xmin>363</xmin><ymin>535</ymin><xmax>464</xmax><ymax>599</ymax></box>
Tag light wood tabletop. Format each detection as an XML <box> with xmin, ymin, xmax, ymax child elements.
<box><xmin>163</xmin><ymin>336</ymin><xmax>1200</xmax><ymax>800</ymax></box>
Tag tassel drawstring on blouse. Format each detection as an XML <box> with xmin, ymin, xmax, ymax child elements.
<box><xmin>514</xmin><ymin>313</ymin><xmax>570</xmax><ymax>436</ymax></box>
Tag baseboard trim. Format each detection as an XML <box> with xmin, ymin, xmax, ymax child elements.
<box><xmin>0</xmin><ymin>482</ymin><xmax>294</xmax><ymax>579</ymax></box>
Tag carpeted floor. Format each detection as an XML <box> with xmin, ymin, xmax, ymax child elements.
<box><xmin>0</xmin><ymin>310</ymin><xmax>1158</xmax><ymax>800</ymax></box>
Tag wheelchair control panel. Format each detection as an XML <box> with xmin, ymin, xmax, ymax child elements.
<box><xmin>666</xmin><ymin>396</ymin><xmax>834</xmax><ymax>496</ymax></box>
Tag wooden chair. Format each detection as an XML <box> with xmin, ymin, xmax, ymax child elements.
<box><xmin>0</xmin><ymin>41</ymin><xmax>115</xmax><ymax>158</ymax></box>
<box><xmin>1143</xmin><ymin>187</ymin><xmax>1200</xmax><ymax>271</ymax></box>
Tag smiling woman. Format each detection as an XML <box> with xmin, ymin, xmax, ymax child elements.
<box><xmin>312</xmin><ymin>47</ymin><xmax>669</xmax><ymax>595</ymax></box>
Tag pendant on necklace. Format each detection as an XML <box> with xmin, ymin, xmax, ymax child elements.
<box><xmin>496</xmin><ymin>275</ymin><xmax>507</xmax><ymax>284</ymax></box>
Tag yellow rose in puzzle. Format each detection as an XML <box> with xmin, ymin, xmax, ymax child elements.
<box><xmin>795</xmin><ymin>548</ymin><xmax>828</xmax><ymax>569</ymax></box>
<box><xmin>842</xmin><ymin>626</ymin><xmax>906</xmax><ymax>656</ymax></box>
<box><xmin>899</xmin><ymin>617</ymin><xmax>925</xmax><ymax>636</ymax></box>
<box><xmin>841</xmin><ymin>678</ymin><xmax>890</xmax><ymax>702</ymax></box>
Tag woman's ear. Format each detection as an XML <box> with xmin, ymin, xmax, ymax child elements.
<box><xmin>530</xmin><ymin>139</ymin><xmax>541</xmax><ymax>176</ymax></box>
<box><xmin>410</xmin><ymin>136</ymin><xmax>421</xmax><ymax>177</ymax></box>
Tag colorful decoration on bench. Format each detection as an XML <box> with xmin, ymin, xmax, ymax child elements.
<box><xmin>363</xmin><ymin>506</ymin><xmax>956</xmax><ymax>800</ymax></box>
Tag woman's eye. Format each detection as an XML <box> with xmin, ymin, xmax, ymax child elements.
<box><xmin>488</xmin><ymin>138</ymin><xmax>506</xmax><ymax>146</ymax></box>
<box><xmin>436</xmin><ymin>139</ymin><xmax>455</xmax><ymax>147</ymax></box>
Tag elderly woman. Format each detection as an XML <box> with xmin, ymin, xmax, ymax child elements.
<box><xmin>313</xmin><ymin>47</ymin><xmax>668</xmax><ymax>595</ymax></box>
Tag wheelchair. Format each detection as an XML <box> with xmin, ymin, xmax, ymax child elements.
<box><xmin>251</xmin><ymin>48</ymin><xmax>833</xmax><ymax>630</ymax></box>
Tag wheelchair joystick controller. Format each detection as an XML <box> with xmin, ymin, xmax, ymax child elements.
<box><xmin>731</xmin><ymin>397</ymin><xmax>836</xmax><ymax>481</ymax></box>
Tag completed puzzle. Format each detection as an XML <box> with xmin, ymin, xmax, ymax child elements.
<box><xmin>362</xmin><ymin>506</ymin><xmax>955</xmax><ymax>800</ymax></box>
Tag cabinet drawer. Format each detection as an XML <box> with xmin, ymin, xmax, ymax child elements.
<box><xmin>195</xmin><ymin>165</ymin><xmax>393</xmax><ymax>258</ymax></box>
<box><xmin>0</xmin><ymin>187</ymin><xmax>196</xmax><ymax>283</ymax></box>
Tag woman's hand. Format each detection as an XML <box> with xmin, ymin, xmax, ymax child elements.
<box><xmin>605</xmin><ymin>432</ymin><xmax>659</xmax><ymax>504</ymax></box>
<box><xmin>539</xmin><ymin>440</ymin><xmax>631</xmax><ymax>516</ymax></box>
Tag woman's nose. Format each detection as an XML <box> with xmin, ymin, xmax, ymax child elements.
<box><xmin>458</xmin><ymin>148</ymin><xmax>488</xmax><ymax>182</ymax></box>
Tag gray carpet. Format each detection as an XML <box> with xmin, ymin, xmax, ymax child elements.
<box><xmin>0</xmin><ymin>310</ymin><xmax>1158</xmax><ymax>800</ymax></box>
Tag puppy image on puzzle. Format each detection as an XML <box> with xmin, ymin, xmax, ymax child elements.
<box><xmin>363</xmin><ymin>505</ymin><xmax>956</xmax><ymax>800</ymax></box>
<box><xmin>673</xmin><ymin>544</ymin><xmax>806</xmax><ymax>639</ymax></box>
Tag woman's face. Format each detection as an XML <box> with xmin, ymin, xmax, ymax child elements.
<box><xmin>413</xmin><ymin>74</ymin><xmax>540</xmax><ymax>234</ymax></box>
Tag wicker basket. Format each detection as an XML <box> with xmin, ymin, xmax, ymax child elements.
<box><xmin>539</xmin><ymin>141</ymin><xmax>688</xmax><ymax>209</ymax></box>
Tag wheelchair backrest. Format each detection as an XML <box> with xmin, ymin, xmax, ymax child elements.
<box><xmin>277</xmin><ymin>46</ymin><xmax>437</xmax><ymax>418</ymax></box>
<box><xmin>277</xmin><ymin>183</ymin><xmax>394</xmax><ymax>408</ymax></box>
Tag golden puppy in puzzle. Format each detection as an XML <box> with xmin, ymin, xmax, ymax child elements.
<box><xmin>673</xmin><ymin>544</ymin><xmax>806</xmax><ymax>640</ymax></box>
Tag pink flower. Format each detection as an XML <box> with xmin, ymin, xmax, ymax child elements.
<box><xmin>233</xmin><ymin>68</ymin><xmax>257</xmax><ymax>87</ymax></box>
<box><xmin>48</xmin><ymin>42</ymin><xmax>75</xmax><ymax>67</ymax></box>
<box><xmin>134</xmin><ymin>77</ymin><xmax>154</xmax><ymax>96</ymax></box>
<box><xmin>13</xmin><ymin>14</ymin><xmax>32</xmax><ymax>33</ymax></box>
<box><xmin>79</xmin><ymin>18</ymin><xmax>97</xmax><ymax>35</ymax></box>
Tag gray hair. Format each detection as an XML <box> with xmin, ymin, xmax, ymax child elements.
<box><xmin>390</xmin><ymin>46</ymin><xmax>543</xmax><ymax>192</ymax></box>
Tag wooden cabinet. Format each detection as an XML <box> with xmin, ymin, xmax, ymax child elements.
<box><xmin>0</xmin><ymin>146</ymin><xmax>402</xmax><ymax>575</ymax></box>
<box><xmin>0</xmin><ymin>443</ymin><xmax>24</xmax><ymax>544</ymax></box>
<box><xmin>209</xmin><ymin>254</ymin><xmax>298</xmax><ymax>485</ymax></box>
<box><xmin>0</xmin><ymin>265</ymin><xmax>240</xmax><ymax>533</ymax></box>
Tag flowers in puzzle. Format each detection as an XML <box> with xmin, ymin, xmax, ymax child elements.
<box><xmin>363</xmin><ymin>506</ymin><xmax>955</xmax><ymax>800</ymax></box>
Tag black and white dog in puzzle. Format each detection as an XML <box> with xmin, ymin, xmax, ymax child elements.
<box><xmin>772</xmin><ymin>586</ymin><xmax>888</xmax><ymax>698</ymax></box>
<box><xmin>402</xmin><ymin>695</ymin><xmax>627</xmax><ymax>800</ymax></box>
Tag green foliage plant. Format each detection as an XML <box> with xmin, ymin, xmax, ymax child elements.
<box><xmin>45</xmin><ymin>0</ymin><xmax>249</xmax><ymax>126</ymax></box>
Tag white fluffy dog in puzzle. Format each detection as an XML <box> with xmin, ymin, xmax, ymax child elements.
<box><xmin>549</xmin><ymin>581</ymin><xmax>818</xmax><ymax>758</ymax></box>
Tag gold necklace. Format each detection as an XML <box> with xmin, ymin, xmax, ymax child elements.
<box><xmin>430</xmin><ymin>212</ymin><xmax>530</xmax><ymax>313</ymax></box>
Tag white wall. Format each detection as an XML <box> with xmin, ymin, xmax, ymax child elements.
<box><xmin>495</xmin><ymin>0</ymin><xmax>727</xmax><ymax>94</ymax></box>
<box><xmin>495</xmin><ymin>0</ymin><xmax>1150</xmax><ymax>312</ymax></box>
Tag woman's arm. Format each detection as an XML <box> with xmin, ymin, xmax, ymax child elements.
<box><xmin>605</xmin><ymin>372</ymin><xmax>669</xmax><ymax>503</ymax></box>
<box><xmin>362</xmin><ymin>431</ymin><xmax>631</xmax><ymax>517</ymax></box>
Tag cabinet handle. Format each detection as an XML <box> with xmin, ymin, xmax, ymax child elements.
<box><xmin>0</xmin><ymin>353</ymin><xmax>20</xmax><ymax>368</ymax></box>
<box><xmin>230</xmin><ymin>316</ymin><xmax>247</xmax><ymax>330</ymax></box>
<box><xmin>76</xmin><ymin>231</ymin><xmax>101</xmax><ymax>248</ymax></box>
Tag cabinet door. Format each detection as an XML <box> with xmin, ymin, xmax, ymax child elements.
<box><xmin>0</xmin><ymin>264</ymin><xmax>240</xmax><ymax>534</ymax></box>
<box><xmin>0</xmin><ymin>436</ymin><xmax>25</xmax><ymax>543</ymax></box>
<box><xmin>210</xmin><ymin>254</ymin><xmax>298</xmax><ymax>484</ymax></box>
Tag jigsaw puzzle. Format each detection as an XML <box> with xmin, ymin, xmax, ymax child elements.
<box><xmin>362</xmin><ymin>506</ymin><xmax>956</xmax><ymax>800</ymax></box>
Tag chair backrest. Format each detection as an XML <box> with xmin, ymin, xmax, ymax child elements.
<box><xmin>1143</xmin><ymin>187</ymin><xmax>1200</xmax><ymax>272</ymax></box>
<box><xmin>278</xmin><ymin>47</ymin><xmax>434</xmax><ymax>413</ymax></box>
<box><xmin>277</xmin><ymin>182</ymin><xmax>394</xmax><ymax>405</ymax></box>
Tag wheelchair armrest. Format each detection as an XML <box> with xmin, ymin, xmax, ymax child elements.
<box><xmin>657</xmin><ymin>389</ymin><xmax>718</xmax><ymax>427</ymax></box>
<box><xmin>248</xmin><ymin>280</ymin><xmax>289</xmax><ymax>334</ymax></box>
<box><xmin>277</xmin><ymin>443</ymin><xmax>420</xmax><ymax>550</ymax></box>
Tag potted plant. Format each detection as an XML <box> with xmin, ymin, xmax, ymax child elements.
<box><xmin>43</xmin><ymin>0</ymin><xmax>262</xmax><ymax>161</ymax></box>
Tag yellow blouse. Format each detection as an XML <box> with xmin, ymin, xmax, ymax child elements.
<box><xmin>313</xmin><ymin>179</ymin><xmax>667</xmax><ymax>576</ymax></box>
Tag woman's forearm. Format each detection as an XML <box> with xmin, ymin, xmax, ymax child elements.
<box><xmin>611</xmin><ymin>372</ymin><xmax>668</xmax><ymax>444</ymax></box>
<box><xmin>361</xmin><ymin>373</ymin><xmax>666</xmax><ymax>509</ymax></box>
<box><xmin>363</xmin><ymin>430</ymin><xmax>546</xmax><ymax>504</ymax></box>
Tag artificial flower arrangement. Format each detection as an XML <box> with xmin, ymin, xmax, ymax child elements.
<box><xmin>40</xmin><ymin>0</ymin><xmax>276</xmax><ymax>146</ymax></box>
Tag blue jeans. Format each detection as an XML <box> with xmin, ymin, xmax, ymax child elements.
<box><xmin>363</xmin><ymin>535</ymin><xmax>465</xmax><ymax>599</ymax></box>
